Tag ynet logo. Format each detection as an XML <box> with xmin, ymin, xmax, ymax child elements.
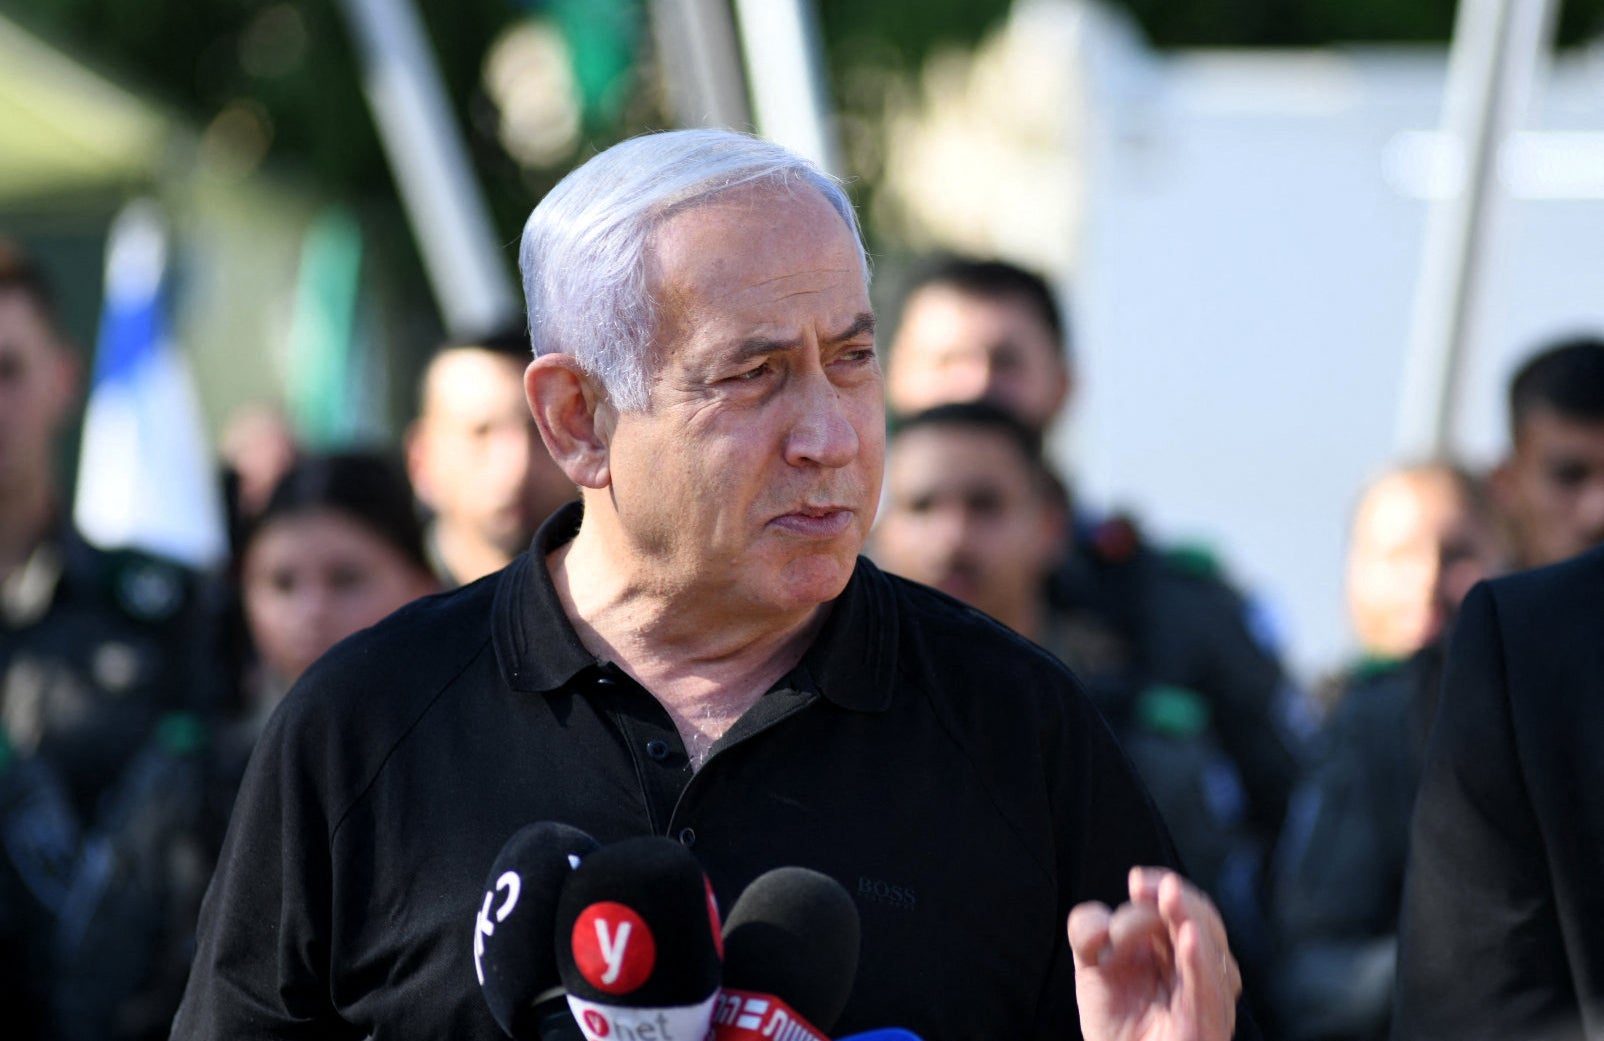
<box><xmin>572</xmin><ymin>901</ymin><xmax>656</xmax><ymax>994</ymax></box>
<box><xmin>710</xmin><ymin>989</ymin><xmax>828</xmax><ymax>1041</ymax></box>
<box><xmin>567</xmin><ymin>993</ymin><xmax>721</xmax><ymax>1041</ymax></box>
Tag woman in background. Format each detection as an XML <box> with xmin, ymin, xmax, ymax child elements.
<box><xmin>46</xmin><ymin>449</ymin><xmax>439</xmax><ymax>1041</ymax></box>
<box><xmin>236</xmin><ymin>450</ymin><xmax>441</xmax><ymax>724</ymax></box>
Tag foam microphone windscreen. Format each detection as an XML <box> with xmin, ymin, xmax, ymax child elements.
<box><xmin>719</xmin><ymin>866</ymin><xmax>861</xmax><ymax>1034</ymax></box>
<box><xmin>474</xmin><ymin>821</ymin><xmax>601</xmax><ymax>1038</ymax></box>
<box><xmin>553</xmin><ymin>835</ymin><xmax>724</xmax><ymax>1041</ymax></box>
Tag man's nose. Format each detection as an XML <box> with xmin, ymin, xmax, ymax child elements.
<box><xmin>785</xmin><ymin>373</ymin><xmax>859</xmax><ymax>468</ymax></box>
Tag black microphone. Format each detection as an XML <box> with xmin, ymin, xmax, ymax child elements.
<box><xmin>710</xmin><ymin>866</ymin><xmax>861</xmax><ymax>1041</ymax></box>
<box><xmin>474</xmin><ymin>821</ymin><xmax>601</xmax><ymax>1039</ymax></box>
<box><xmin>553</xmin><ymin>835</ymin><xmax>724</xmax><ymax>1041</ymax></box>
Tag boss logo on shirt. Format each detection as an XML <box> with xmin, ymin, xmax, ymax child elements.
<box><xmin>856</xmin><ymin>876</ymin><xmax>917</xmax><ymax>910</ymax></box>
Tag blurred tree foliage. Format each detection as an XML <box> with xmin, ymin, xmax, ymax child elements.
<box><xmin>6</xmin><ymin>0</ymin><xmax>1601</xmax><ymax>258</ymax></box>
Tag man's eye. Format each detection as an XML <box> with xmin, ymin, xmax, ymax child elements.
<box><xmin>733</xmin><ymin>362</ymin><xmax>771</xmax><ymax>381</ymax></box>
<box><xmin>967</xmin><ymin>491</ymin><xmax>1005</xmax><ymax>517</ymax></box>
<box><xmin>1550</xmin><ymin>461</ymin><xmax>1589</xmax><ymax>489</ymax></box>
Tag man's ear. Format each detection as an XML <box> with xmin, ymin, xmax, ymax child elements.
<box><xmin>1058</xmin><ymin>365</ymin><xmax>1076</xmax><ymax>416</ymax></box>
<box><xmin>1489</xmin><ymin>455</ymin><xmax>1517</xmax><ymax>512</ymax></box>
<box><xmin>402</xmin><ymin>418</ymin><xmax>438</xmax><ymax>508</ymax></box>
<box><xmin>1036</xmin><ymin>484</ymin><xmax>1072</xmax><ymax>571</ymax></box>
<box><xmin>46</xmin><ymin>340</ymin><xmax>82</xmax><ymax>422</ymax></box>
<box><xmin>525</xmin><ymin>355</ymin><xmax>613</xmax><ymax>489</ymax></box>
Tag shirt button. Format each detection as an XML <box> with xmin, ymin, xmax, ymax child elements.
<box><xmin>646</xmin><ymin>739</ymin><xmax>669</xmax><ymax>761</ymax></box>
<box><xmin>678</xmin><ymin>827</ymin><xmax>696</xmax><ymax>847</ymax></box>
<box><xmin>595</xmin><ymin>675</ymin><xmax>616</xmax><ymax>687</ymax></box>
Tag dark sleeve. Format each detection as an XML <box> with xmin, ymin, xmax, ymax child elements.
<box><xmin>169</xmin><ymin>690</ymin><xmax>364</xmax><ymax>1040</ymax></box>
<box><xmin>1393</xmin><ymin>582</ymin><xmax>1574</xmax><ymax>1041</ymax></box>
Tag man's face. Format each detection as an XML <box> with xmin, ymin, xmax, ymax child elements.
<box><xmin>1496</xmin><ymin>408</ymin><xmax>1604</xmax><ymax>567</ymax></box>
<box><xmin>885</xmin><ymin>284</ymin><xmax>1070</xmax><ymax>433</ymax></box>
<box><xmin>1345</xmin><ymin>470</ymin><xmax>1502</xmax><ymax>659</ymax></box>
<box><xmin>0</xmin><ymin>290</ymin><xmax>75</xmax><ymax>496</ymax></box>
<box><xmin>872</xmin><ymin>423</ymin><xmax>1062</xmax><ymax>626</ymax></box>
<box><xmin>597</xmin><ymin>184</ymin><xmax>883</xmax><ymax>617</ymax></box>
<box><xmin>409</xmin><ymin>348</ymin><xmax>569</xmax><ymax>558</ymax></box>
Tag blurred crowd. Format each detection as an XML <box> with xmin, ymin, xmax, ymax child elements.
<box><xmin>3</xmin><ymin>234</ymin><xmax>1604</xmax><ymax>1040</ymax></box>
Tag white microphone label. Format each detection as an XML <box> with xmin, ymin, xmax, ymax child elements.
<box><xmin>566</xmin><ymin>992</ymin><xmax>719</xmax><ymax>1041</ymax></box>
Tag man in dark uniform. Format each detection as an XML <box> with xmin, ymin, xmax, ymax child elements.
<box><xmin>0</xmin><ymin>242</ymin><xmax>198</xmax><ymax>1038</ymax></box>
<box><xmin>884</xmin><ymin>256</ymin><xmax>1307</xmax><ymax>958</ymax></box>
<box><xmin>872</xmin><ymin>401</ymin><xmax>1272</xmax><ymax>923</ymax></box>
<box><xmin>1266</xmin><ymin>462</ymin><xmax>1504</xmax><ymax>1041</ymax></box>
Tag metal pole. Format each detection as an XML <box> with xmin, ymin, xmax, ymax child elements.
<box><xmin>1395</xmin><ymin>0</ymin><xmax>1558</xmax><ymax>458</ymax></box>
<box><xmin>648</xmin><ymin>0</ymin><xmax>752</xmax><ymax>130</ymax></box>
<box><xmin>730</xmin><ymin>0</ymin><xmax>841</xmax><ymax>176</ymax></box>
<box><xmin>337</xmin><ymin>0</ymin><xmax>521</xmax><ymax>338</ymax></box>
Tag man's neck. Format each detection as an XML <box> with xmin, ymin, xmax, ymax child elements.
<box><xmin>0</xmin><ymin>479</ymin><xmax>56</xmax><ymax>584</ymax></box>
<box><xmin>1002</xmin><ymin>596</ymin><xmax>1050</xmax><ymax>645</ymax></box>
<box><xmin>548</xmin><ymin>523</ymin><xmax>829</xmax><ymax>768</ymax></box>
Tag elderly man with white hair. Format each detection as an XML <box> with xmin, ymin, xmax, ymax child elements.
<box><xmin>173</xmin><ymin>129</ymin><xmax>1248</xmax><ymax>1041</ymax></box>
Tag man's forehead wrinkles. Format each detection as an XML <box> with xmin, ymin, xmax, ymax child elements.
<box><xmin>726</xmin><ymin>312</ymin><xmax>875</xmax><ymax>354</ymax></box>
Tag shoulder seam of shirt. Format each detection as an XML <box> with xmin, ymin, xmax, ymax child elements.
<box><xmin>325</xmin><ymin>632</ymin><xmax>494</xmax><ymax>843</ymax></box>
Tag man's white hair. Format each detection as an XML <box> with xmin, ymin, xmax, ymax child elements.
<box><xmin>518</xmin><ymin>128</ymin><xmax>866</xmax><ymax>412</ymax></box>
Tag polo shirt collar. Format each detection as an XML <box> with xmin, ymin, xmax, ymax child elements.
<box><xmin>493</xmin><ymin>502</ymin><xmax>594</xmax><ymax>693</ymax></box>
<box><xmin>494</xmin><ymin>501</ymin><xmax>897</xmax><ymax>713</ymax></box>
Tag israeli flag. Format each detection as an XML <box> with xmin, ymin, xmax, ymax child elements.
<box><xmin>72</xmin><ymin>200</ymin><xmax>227</xmax><ymax>568</ymax></box>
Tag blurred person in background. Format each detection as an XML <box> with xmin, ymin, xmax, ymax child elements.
<box><xmin>870</xmin><ymin>402</ymin><xmax>1065</xmax><ymax>640</ymax></box>
<box><xmin>43</xmin><ymin>449</ymin><xmax>438</xmax><ymax>1041</ymax></box>
<box><xmin>884</xmin><ymin>256</ymin><xmax>1305</xmax><ymax>950</ymax></box>
<box><xmin>1489</xmin><ymin>334</ymin><xmax>1604</xmax><ymax>570</ymax></box>
<box><xmin>1315</xmin><ymin>461</ymin><xmax>1509</xmax><ymax>711</ymax></box>
<box><xmin>1345</xmin><ymin>464</ymin><xmax>1503</xmax><ymax>663</ymax></box>
<box><xmin>406</xmin><ymin>328</ymin><xmax>575</xmax><ymax>587</ymax></box>
<box><xmin>872</xmin><ymin>401</ymin><xmax>1273</xmax><ymax>952</ymax></box>
<box><xmin>234</xmin><ymin>450</ymin><xmax>441</xmax><ymax>722</ymax></box>
<box><xmin>885</xmin><ymin>256</ymin><xmax>1071</xmax><ymax>433</ymax></box>
<box><xmin>0</xmin><ymin>241</ymin><xmax>199</xmax><ymax>1038</ymax></box>
<box><xmin>1266</xmin><ymin>461</ymin><xmax>1504</xmax><ymax>1041</ymax></box>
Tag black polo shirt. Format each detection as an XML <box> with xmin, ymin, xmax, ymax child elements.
<box><xmin>173</xmin><ymin>503</ymin><xmax>1187</xmax><ymax>1040</ymax></box>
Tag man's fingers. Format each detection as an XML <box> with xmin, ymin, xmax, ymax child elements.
<box><xmin>1132</xmin><ymin>867</ymin><xmax>1231</xmax><ymax>957</ymax></box>
<box><xmin>1076</xmin><ymin>897</ymin><xmax>1170</xmax><ymax>976</ymax></box>
<box><xmin>1128</xmin><ymin>865</ymin><xmax>1164</xmax><ymax>904</ymax></box>
<box><xmin>1175</xmin><ymin>919</ymin><xmax>1239</xmax><ymax>1038</ymax></box>
<box><xmin>1166</xmin><ymin>871</ymin><xmax>1233</xmax><ymax>961</ymax></box>
<box><xmin>1066</xmin><ymin>901</ymin><xmax>1112</xmax><ymax>968</ymax></box>
<box><xmin>1106</xmin><ymin>899</ymin><xmax>1167</xmax><ymax>960</ymax></box>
